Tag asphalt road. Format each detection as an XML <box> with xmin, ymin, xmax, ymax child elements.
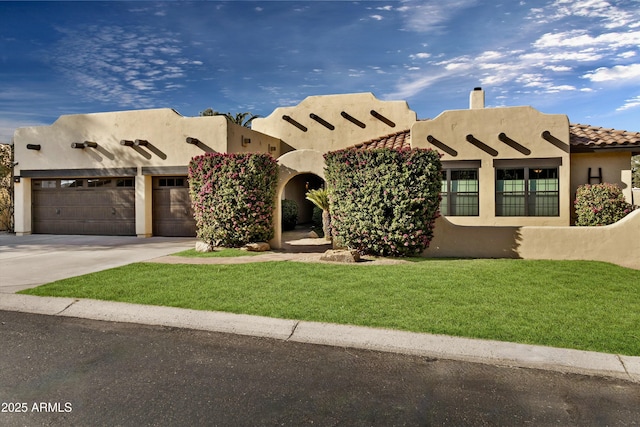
<box><xmin>1</xmin><ymin>310</ymin><xmax>639</xmax><ymax>426</ymax></box>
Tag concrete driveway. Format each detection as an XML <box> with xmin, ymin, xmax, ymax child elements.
<box><xmin>0</xmin><ymin>234</ymin><xmax>195</xmax><ymax>293</ymax></box>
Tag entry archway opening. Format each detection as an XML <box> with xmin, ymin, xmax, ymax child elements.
<box><xmin>282</xmin><ymin>173</ymin><xmax>325</xmax><ymax>228</ymax></box>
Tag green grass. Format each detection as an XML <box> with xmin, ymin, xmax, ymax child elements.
<box><xmin>19</xmin><ymin>259</ymin><xmax>640</xmax><ymax>356</ymax></box>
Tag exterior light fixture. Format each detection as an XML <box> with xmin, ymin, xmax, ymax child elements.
<box><xmin>83</xmin><ymin>141</ymin><xmax>98</xmax><ymax>148</ymax></box>
<box><xmin>120</xmin><ymin>140</ymin><xmax>134</xmax><ymax>146</ymax></box>
<box><xmin>134</xmin><ymin>139</ymin><xmax>148</xmax><ymax>147</ymax></box>
<box><xmin>242</xmin><ymin>137</ymin><xmax>251</xmax><ymax>147</ymax></box>
<box><xmin>26</xmin><ymin>144</ymin><xmax>41</xmax><ymax>150</ymax></box>
<box><xmin>186</xmin><ymin>137</ymin><xmax>200</xmax><ymax>144</ymax></box>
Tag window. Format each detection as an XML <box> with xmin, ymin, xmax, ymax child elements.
<box><xmin>158</xmin><ymin>177</ymin><xmax>185</xmax><ymax>187</ymax></box>
<box><xmin>87</xmin><ymin>179</ymin><xmax>112</xmax><ymax>188</ymax></box>
<box><xmin>61</xmin><ymin>179</ymin><xmax>83</xmax><ymax>188</ymax></box>
<box><xmin>440</xmin><ymin>169</ymin><xmax>479</xmax><ymax>216</ymax></box>
<box><xmin>117</xmin><ymin>178</ymin><xmax>134</xmax><ymax>187</ymax></box>
<box><xmin>496</xmin><ymin>167</ymin><xmax>559</xmax><ymax>216</ymax></box>
<box><xmin>35</xmin><ymin>180</ymin><xmax>57</xmax><ymax>189</ymax></box>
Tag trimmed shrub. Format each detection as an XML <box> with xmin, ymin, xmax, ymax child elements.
<box><xmin>324</xmin><ymin>148</ymin><xmax>441</xmax><ymax>257</ymax></box>
<box><xmin>188</xmin><ymin>153</ymin><xmax>278</xmax><ymax>247</ymax></box>
<box><xmin>281</xmin><ymin>199</ymin><xmax>298</xmax><ymax>231</ymax></box>
<box><xmin>574</xmin><ymin>183</ymin><xmax>634</xmax><ymax>226</ymax></box>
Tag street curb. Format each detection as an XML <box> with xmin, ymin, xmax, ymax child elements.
<box><xmin>1</xmin><ymin>294</ymin><xmax>639</xmax><ymax>383</ymax></box>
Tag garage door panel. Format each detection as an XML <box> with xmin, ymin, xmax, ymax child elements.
<box><xmin>152</xmin><ymin>177</ymin><xmax>196</xmax><ymax>237</ymax></box>
<box><xmin>32</xmin><ymin>179</ymin><xmax>135</xmax><ymax>235</ymax></box>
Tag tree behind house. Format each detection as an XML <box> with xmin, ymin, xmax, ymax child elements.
<box><xmin>200</xmin><ymin>109</ymin><xmax>259</xmax><ymax>128</ymax></box>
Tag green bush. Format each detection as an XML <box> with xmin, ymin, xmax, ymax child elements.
<box><xmin>312</xmin><ymin>206</ymin><xmax>324</xmax><ymax>237</ymax></box>
<box><xmin>281</xmin><ymin>199</ymin><xmax>298</xmax><ymax>231</ymax></box>
<box><xmin>324</xmin><ymin>148</ymin><xmax>441</xmax><ymax>256</ymax></box>
<box><xmin>188</xmin><ymin>153</ymin><xmax>278</xmax><ymax>247</ymax></box>
<box><xmin>574</xmin><ymin>183</ymin><xmax>634</xmax><ymax>226</ymax></box>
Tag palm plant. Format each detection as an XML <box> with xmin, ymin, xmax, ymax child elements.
<box><xmin>200</xmin><ymin>109</ymin><xmax>259</xmax><ymax>128</ymax></box>
<box><xmin>305</xmin><ymin>188</ymin><xmax>331</xmax><ymax>241</ymax></box>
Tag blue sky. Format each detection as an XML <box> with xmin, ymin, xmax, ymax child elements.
<box><xmin>1</xmin><ymin>0</ymin><xmax>639</xmax><ymax>144</ymax></box>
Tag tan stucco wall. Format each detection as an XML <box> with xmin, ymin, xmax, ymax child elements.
<box><xmin>412</xmin><ymin>106</ymin><xmax>571</xmax><ymax>226</ymax></box>
<box><xmin>12</xmin><ymin>108</ymin><xmax>281</xmax><ymax>235</ymax></box>
<box><xmin>14</xmin><ymin>108</ymin><xmax>280</xmax><ymax>173</ymax></box>
<box><xmin>570</xmin><ymin>152</ymin><xmax>633</xmax><ymax>203</ymax></box>
<box><xmin>424</xmin><ymin>209</ymin><xmax>640</xmax><ymax>270</ymax></box>
<box><xmin>271</xmin><ymin>149</ymin><xmax>326</xmax><ymax>248</ymax></box>
<box><xmin>252</xmin><ymin>93</ymin><xmax>417</xmax><ymax>153</ymax></box>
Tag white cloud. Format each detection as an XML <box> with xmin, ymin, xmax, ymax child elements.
<box><xmin>397</xmin><ymin>0</ymin><xmax>478</xmax><ymax>33</ymax></box>
<box><xmin>476</xmin><ymin>51</ymin><xmax>504</xmax><ymax>61</ymax></box>
<box><xmin>520</xmin><ymin>51</ymin><xmax>603</xmax><ymax>63</ymax></box>
<box><xmin>534</xmin><ymin>30</ymin><xmax>640</xmax><ymax>50</ymax></box>
<box><xmin>370</xmin><ymin>15</ymin><xmax>383</xmax><ymax>21</ymax></box>
<box><xmin>545</xmin><ymin>65</ymin><xmax>572</xmax><ymax>72</ymax></box>
<box><xmin>385</xmin><ymin>72</ymin><xmax>450</xmax><ymax>99</ymax></box>
<box><xmin>409</xmin><ymin>52</ymin><xmax>431</xmax><ymax>60</ymax></box>
<box><xmin>583</xmin><ymin>63</ymin><xmax>640</xmax><ymax>82</ymax></box>
<box><xmin>617</xmin><ymin>95</ymin><xmax>640</xmax><ymax>111</ymax></box>
<box><xmin>48</xmin><ymin>25</ymin><xmax>203</xmax><ymax>108</ymax></box>
<box><xmin>535</xmin><ymin>0</ymin><xmax>639</xmax><ymax>28</ymax></box>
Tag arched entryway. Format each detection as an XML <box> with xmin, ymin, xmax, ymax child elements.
<box><xmin>271</xmin><ymin>149</ymin><xmax>327</xmax><ymax>249</ymax></box>
<box><xmin>282</xmin><ymin>173</ymin><xmax>325</xmax><ymax>225</ymax></box>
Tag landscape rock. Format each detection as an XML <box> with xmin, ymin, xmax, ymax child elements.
<box><xmin>320</xmin><ymin>249</ymin><xmax>361</xmax><ymax>263</ymax></box>
<box><xmin>245</xmin><ymin>242</ymin><xmax>271</xmax><ymax>252</ymax></box>
<box><xmin>195</xmin><ymin>241</ymin><xmax>214</xmax><ymax>253</ymax></box>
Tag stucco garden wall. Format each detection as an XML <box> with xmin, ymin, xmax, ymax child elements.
<box><xmin>423</xmin><ymin>209</ymin><xmax>640</xmax><ymax>270</ymax></box>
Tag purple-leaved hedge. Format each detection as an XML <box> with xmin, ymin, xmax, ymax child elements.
<box><xmin>324</xmin><ymin>148</ymin><xmax>442</xmax><ymax>257</ymax></box>
<box><xmin>188</xmin><ymin>152</ymin><xmax>278</xmax><ymax>247</ymax></box>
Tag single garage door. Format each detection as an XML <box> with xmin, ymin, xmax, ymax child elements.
<box><xmin>32</xmin><ymin>178</ymin><xmax>135</xmax><ymax>235</ymax></box>
<box><xmin>152</xmin><ymin>176</ymin><xmax>196</xmax><ymax>237</ymax></box>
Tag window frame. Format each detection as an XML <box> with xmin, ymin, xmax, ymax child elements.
<box><xmin>440</xmin><ymin>160</ymin><xmax>481</xmax><ymax>217</ymax></box>
<box><xmin>493</xmin><ymin>158</ymin><xmax>562</xmax><ymax>217</ymax></box>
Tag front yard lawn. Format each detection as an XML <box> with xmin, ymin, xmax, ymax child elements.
<box><xmin>19</xmin><ymin>259</ymin><xmax>640</xmax><ymax>356</ymax></box>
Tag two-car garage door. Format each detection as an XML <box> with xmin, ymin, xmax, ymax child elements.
<box><xmin>32</xmin><ymin>178</ymin><xmax>136</xmax><ymax>235</ymax></box>
<box><xmin>32</xmin><ymin>176</ymin><xmax>196</xmax><ymax>237</ymax></box>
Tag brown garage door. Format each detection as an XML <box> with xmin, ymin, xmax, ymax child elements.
<box><xmin>32</xmin><ymin>178</ymin><xmax>135</xmax><ymax>235</ymax></box>
<box><xmin>152</xmin><ymin>176</ymin><xmax>196</xmax><ymax>237</ymax></box>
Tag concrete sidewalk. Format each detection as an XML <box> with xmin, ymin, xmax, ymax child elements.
<box><xmin>1</xmin><ymin>293</ymin><xmax>639</xmax><ymax>384</ymax></box>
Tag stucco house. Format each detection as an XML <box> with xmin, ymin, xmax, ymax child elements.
<box><xmin>11</xmin><ymin>89</ymin><xmax>640</xmax><ymax>265</ymax></box>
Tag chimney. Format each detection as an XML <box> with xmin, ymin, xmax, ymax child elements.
<box><xmin>470</xmin><ymin>87</ymin><xmax>485</xmax><ymax>109</ymax></box>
